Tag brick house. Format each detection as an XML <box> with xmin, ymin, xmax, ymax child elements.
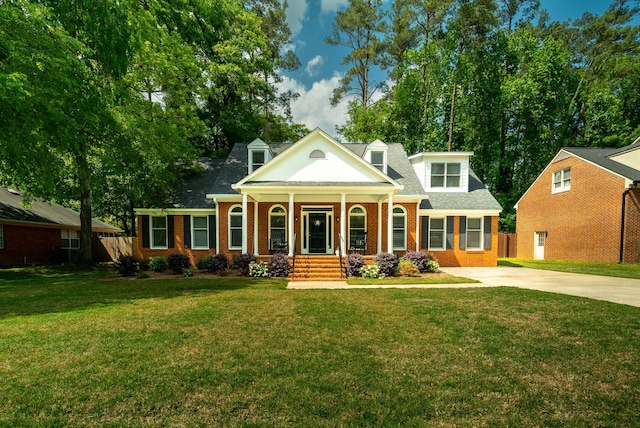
<box><xmin>135</xmin><ymin>129</ymin><xmax>502</xmax><ymax>268</ymax></box>
<box><xmin>0</xmin><ymin>187</ymin><xmax>121</xmax><ymax>264</ymax></box>
<box><xmin>515</xmin><ymin>141</ymin><xmax>640</xmax><ymax>263</ymax></box>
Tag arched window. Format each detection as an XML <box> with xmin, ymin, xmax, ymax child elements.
<box><xmin>348</xmin><ymin>206</ymin><xmax>367</xmax><ymax>251</ymax></box>
<box><xmin>228</xmin><ymin>205</ymin><xmax>243</xmax><ymax>249</ymax></box>
<box><xmin>309</xmin><ymin>150</ymin><xmax>325</xmax><ymax>159</ymax></box>
<box><xmin>392</xmin><ymin>206</ymin><xmax>406</xmax><ymax>250</ymax></box>
<box><xmin>269</xmin><ymin>205</ymin><xmax>287</xmax><ymax>252</ymax></box>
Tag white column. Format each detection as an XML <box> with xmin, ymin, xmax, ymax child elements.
<box><xmin>377</xmin><ymin>200</ymin><xmax>382</xmax><ymax>253</ymax></box>
<box><xmin>214</xmin><ymin>199</ymin><xmax>220</xmax><ymax>254</ymax></box>
<box><xmin>387</xmin><ymin>194</ymin><xmax>394</xmax><ymax>253</ymax></box>
<box><xmin>416</xmin><ymin>202</ymin><xmax>420</xmax><ymax>251</ymax></box>
<box><xmin>340</xmin><ymin>193</ymin><xmax>346</xmax><ymax>254</ymax></box>
<box><xmin>253</xmin><ymin>199</ymin><xmax>259</xmax><ymax>255</ymax></box>
<box><xmin>288</xmin><ymin>193</ymin><xmax>295</xmax><ymax>256</ymax></box>
<box><xmin>242</xmin><ymin>192</ymin><xmax>248</xmax><ymax>253</ymax></box>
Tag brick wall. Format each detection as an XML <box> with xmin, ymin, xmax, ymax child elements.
<box><xmin>0</xmin><ymin>224</ymin><xmax>62</xmax><ymax>264</ymax></box>
<box><xmin>623</xmin><ymin>189</ymin><xmax>640</xmax><ymax>263</ymax></box>
<box><xmin>516</xmin><ymin>155</ymin><xmax>634</xmax><ymax>262</ymax></box>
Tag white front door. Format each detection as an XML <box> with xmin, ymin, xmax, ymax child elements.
<box><xmin>534</xmin><ymin>232</ymin><xmax>545</xmax><ymax>260</ymax></box>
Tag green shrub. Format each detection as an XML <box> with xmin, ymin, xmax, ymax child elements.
<box><xmin>115</xmin><ymin>255</ymin><xmax>139</xmax><ymax>277</ymax></box>
<box><xmin>359</xmin><ymin>262</ymin><xmax>385</xmax><ymax>279</ymax></box>
<box><xmin>167</xmin><ymin>253</ymin><xmax>191</xmax><ymax>274</ymax></box>
<box><xmin>268</xmin><ymin>253</ymin><xmax>290</xmax><ymax>278</ymax></box>
<box><xmin>197</xmin><ymin>255</ymin><xmax>213</xmax><ymax>270</ymax></box>
<box><xmin>248</xmin><ymin>260</ymin><xmax>268</xmax><ymax>278</ymax></box>
<box><xmin>149</xmin><ymin>256</ymin><xmax>168</xmax><ymax>272</ymax></box>
<box><xmin>398</xmin><ymin>259</ymin><xmax>420</xmax><ymax>277</ymax></box>
<box><xmin>182</xmin><ymin>267</ymin><xmax>196</xmax><ymax>277</ymax></box>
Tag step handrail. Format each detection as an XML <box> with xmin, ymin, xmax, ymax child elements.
<box><xmin>338</xmin><ymin>233</ymin><xmax>344</xmax><ymax>279</ymax></box>
<box><xmin>291</xmin><ymin>233</ymin><xmax>297</xmax><ymax>280</ymax></box>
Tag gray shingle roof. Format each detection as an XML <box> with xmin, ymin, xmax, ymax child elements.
<box><xmin>170</xmin><ymin>158</ymin><xmax>225</xmax><ymax>208</ymax></box>
<box><xmin>420</xmin><ymin>170</ymin><xmax>502</xmax><ymax>211</ymax></box>
<box><xmin>564</xmin><ymin>144</ymin><xmax>640</xmax><ymax>181</ymax></box>
<box><xmin>0</xmin><ymin>187</ymin><xmax>121</xmax><ymax>231</ymax></box>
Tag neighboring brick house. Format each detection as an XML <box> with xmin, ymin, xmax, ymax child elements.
<box><xmin>135</xmin><ymin>128</ymin><xmax>502</xmax><ymax>267</ymax></box>
<box><xmin>0</xmin><ymin>187</ymin><xmax>121</xmax><ymax>264</ymax></box>
<box><xmin>515</xmin><ymin>141</ymin><xmax>640</xmax><ymax>263</ymax></box>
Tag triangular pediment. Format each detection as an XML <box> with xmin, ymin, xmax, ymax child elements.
<box><xmin>235</xmin><ymin>128</ymin><xmax>399</xmax><ymax>187</ymax></box>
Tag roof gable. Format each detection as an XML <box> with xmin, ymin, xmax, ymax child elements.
<box><xmin>235</xmin><ymin>128</ymin><xmax>400</xmax><ymax>188</ymax></box>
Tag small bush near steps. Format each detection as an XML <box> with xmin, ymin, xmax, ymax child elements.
<box><xmin>268</xmin><ymin>253</ymin><xmax>290</xmax><ymax>278</ymax></box>
<box><xmin>346</xmin><ymin>253</ymin><xmax>364</xmax><ymax>277</ymax></box>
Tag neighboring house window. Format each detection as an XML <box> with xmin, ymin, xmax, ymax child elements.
<box><xmin>371</xmin><ymin>151</ymin><xmax>384</xmax><ymax>171</ymax></box>
<box><xmin>191</xmin><ymin>216</ymin><xmax>209</xmax><ymax>249</ymax></box>
<box><xmin>349</xmin><ymin>205</ymin><xmax>367</xmax><ymax>241</ymax></box>
<box><xmin>466</xmin><ymin>218</ymin><xmax>483</xmax><ymax>250</ymax></box>
<box><xmin>392</xmin><ymin>206</ymin><xmax>406</xmax><ymax>250</ymax></box>
<box><xmin>250</xmin><ymin>150</ymin><xmax>266</xmax><ymax>173</ymax></box>
<box><xmin>61</xmin><ymin>229</ymin><xmax>80</xmax><ymax>249</ymax></box>
<box><xmin>429</xmin><ymin>218</ymin><xmax>446</xmax><ymax>250</ymax></box>
<box><xmin>431</xmin><ymin>163</ymin><xmax>461</xmax><ymax>188</ymax></box>
<box><xmin>151</xmin><ymin>216</ymin><xmax>167</xmax><ymax>248</ymax></box>
<box><xmin>269</xmin><ymin>206</ymin><xmax>287</xmax><ymax>249</ymax></box>
<box><xmin>229</xmin><ymin>205</ymin><xmax>243</xmax><ymax>249</ymax></box>
<box><xmin>552</xmin><ymin>167</ymin><xmax>571</xmax><ymax>193</ymax></box>
<box><xmin>0</xmin><ymin>224</ymin><xmax>4</xmax><ymax>249</ymax></box>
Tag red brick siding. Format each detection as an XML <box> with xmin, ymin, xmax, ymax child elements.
<box><xmin>623</xmin><ymin>189</ymin><xmax>640</xmax><ymax>263</ymax></box>
<box><xmin>0</xmin><ymin>224</ymin><xmax>62</xmax><ymax>264</ymax></box>
<box><xmin>516</xmin><ymin>156</ymin><xmax>636</xmax><ymax>262</ymax></box>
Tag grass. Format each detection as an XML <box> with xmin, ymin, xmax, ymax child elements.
<box><xmin>1</xmin><ymin>266</ymin><xmax>640</xmax><ymax>426</ymax></box>
<box><xmin>500</xmin><ymin>258</ymin><xmax>640</xmax><ymax>279</ymax></box>
<box><xmin>346</xmin><ymin>273</ymin><xmax>479</xmax><ymax>285</ymax></box>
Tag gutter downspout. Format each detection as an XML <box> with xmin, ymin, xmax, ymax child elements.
<box><xmin>619</xmin><ymin>181</ymin><xmax>640</xmax><ymax>263</ymax></box>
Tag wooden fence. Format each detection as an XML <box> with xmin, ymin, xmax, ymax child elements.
<box><xmin>92</xmin><ymin>236</ymin><xmax>134</xmax><ymax>262</ymax></box>
<box><xmin>498</xmin><ymin>233</ymin><xmax>517</xmax><ymax>258</ymax></box>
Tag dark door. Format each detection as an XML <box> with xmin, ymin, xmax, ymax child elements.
<box><xmin>308</xmin><ymin>213</ymin><xmax>327</xmax><ymax>253</ymax></box>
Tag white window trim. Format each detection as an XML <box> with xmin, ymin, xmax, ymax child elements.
<box><xmin>269</xmin><ymin>205</ymin><xmax>287</xmax><ymax>244</ymax></box>
<box><xmin>249</xmin><ymin>149</ymin><xmax>267</xmax><ymax>173</ymax></box>
<box><xmin>348</xmin><ymin>205</ymin><xmax>367</xmax><ymax>240</ymax></box>
<box><xmin>191</xmin><ymin>215</ymin><xmax>209</xmax><ymax>249</ymax></box>
<box><xmin>466</xmin><ymin>217</ymin><xmax>483</xmax><ymax>251</ymax></box>
<box><xmin>392</xmin><ymin>206</ymin><xmax>407</xmax><ymax>251</ymax></box>
<box><xmin>150</xmin><ymin>216</ymin><xmax>168</xmax><ymax>249</ymax></box>
<box><xmin>0</xmin><ymin>224</ymin><xmax>4</xmax><ymax>249</ymax></box>
<box><xmin>61</xmin><ymin>229</ymin><xmax>80</xmax><ymax>250</ymax></box>
<box><xmin>428</xmin><ymin>217</ymin><xmax>446</xmax><ymax>251</ymax></box>
<box><xmin>431</xmin><ymin>162</ymin><xmax>462</xmax><ymax>189</ymax></box>
<box><xmin>552</xmin><ymin>167</ymin><xmax>571</xmax><ymax>194</ymax></box>
<box><xmin>370</xmin><ymin>151</ymin><xmax>386</xmax><ymax>173</ymax></box>
<box><xmin>228</xmin><ymin>205</ymin><xmax>243</xmax><ymax>250</ymax></box>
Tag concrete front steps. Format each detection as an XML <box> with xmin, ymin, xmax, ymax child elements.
<box><xmin>289</xmin><ymin>255</ymin><xmax>346</xmax><ymax>281</ymax></box>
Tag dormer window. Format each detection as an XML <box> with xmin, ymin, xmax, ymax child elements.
<box><xmin>251</xmin><ymin>150</ymin><xmax>265</xmax><ymax>172</ymax></box>
<box><xmin>371</xmin><ymin>151</ymin><xmax>384</xmax><ymax>172</ymax></box>
<box><xmin>247</xmin><ymin>138</ymin><xmax>271</xmax><ymax>174</ymax></box>
<box><xmin>431</xmin><ymin>163</ymin><xmax>461</xmax><ymax>188</ymax></box>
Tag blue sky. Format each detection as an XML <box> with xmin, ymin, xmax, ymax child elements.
<box><xmin>279</xmin><ymin>0</ymin><xmax>617</xmax><ymax>135</ymax></box>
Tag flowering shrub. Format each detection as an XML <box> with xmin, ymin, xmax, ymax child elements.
<box><xmin>234</xmin><ymin>253</ymin><xmax>256</xmax><ymax>276</ymax></box>
<box><xmin>374</xmin><ymin>252</ymin><xmax>398</xmax><ymax>277</ymax></box>
<box><xmin>249</xmin><ymin>260</ymin><xmax>269</xmax><ymax>278</ymax></box>
<box><xmin>427</xmin><ymin>259</ymin><xmax>440</xmax><ymax>273</ymax></box>
<box><xmin>149</xmin><ymin>256</ymin><xmax>168</xmax><ymax>272</ymax></box>
<box><xmin>211</xmin><ymin>253</ymin><xmax>229</xmax><ymax>273</ymax></box>
<box><xmin>398</xmin><ymin>259</ymin><xmax>420</xmax><ymax>277</ymax></box>
<box><xmin>359</xmin><ymin>262</ymin><xmax>385</xmax><ymax>279</ymax></box>
<box><xmin>346</xmin><ymin>253</ymin><xmax>364</xmax><ymax>277</ymax></box>
<box><xmin>268</xmin><ymin>253</ymin><xmax>290</xmax><ymax>278</ymax></box>
<box><xmin>168</xmin><ymin>253</ymin><xmax>191</xmax><ymax>274</ymax></box>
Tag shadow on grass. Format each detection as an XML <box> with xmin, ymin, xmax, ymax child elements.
<box><xmin>0</xmin><ymin>266</ymin><xmax>286</xmax><ymax>320</ymax></box>
<box><xmin>498</xmin><ymin>259</ymin><xmax>524</xmax><ymax>267</ymax></box>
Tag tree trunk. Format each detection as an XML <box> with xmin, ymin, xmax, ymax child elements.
<box><xmin>77</xmin><ymin>145</ymin><xmax>93</xmax><ymax>264</ymax></box>
<box><xmin>447</xmin><ymin>79</ymin><xmax>457</xmax><ymax>151</ymax></box>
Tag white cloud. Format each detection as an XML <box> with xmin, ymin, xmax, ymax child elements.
<box><xmin>320</xmin><ymin>0</ymin><xmax>349</xmax><ymax>14</ymax></box>
<box><xmin>278</xmin><ymin>74</ymin><xmax>350</xmax><ymax>134</ymax></box>
<box><xmin>305</xmin><ymin>55</ymin><xmax>324</xmax><ymax>76</ymax></box>
<box><xmin>285</xmin><ymin>0</ymin><xmax>308</xmax><ymax>38</ymax></box>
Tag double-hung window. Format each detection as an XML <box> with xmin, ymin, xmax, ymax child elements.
<box><xmin>151</xmin><ymin>216</ymin><xmax>167</xmax><ymax>248</ymax></box>
<box><xmin>250</xmin><ymin>150</ymin><xmax>265</xmax><ymax>173</ymax></box>
<box><xmin>392</xmin><ymin>206</ymin><xmax>406</xmax><ymax>250</ymax></box>
<box><xmin>0</xmin><ymin>224</ymin><xmax>5</xmax><ymax>249</ymax></box>
<box><xmin>229</xmin><ymin>206</ymin><xmax>243</xmax><ymax>249</ymax></box>
<box><xmin>429</xmin><ymin>218</ymin><xmax>446</xmax><ymax>250</ymax></box>
<box><xmin>431</xmin><ymin>163</ymin><xmax>461</xmax><ymax>188</ymax></box>
<box><xmin>61</xmin><ymin>229</ymin><xmax>80</xmax><ymax>249</ymax></box>
<box><xmin>192</xmin><ymin>216</ymin><xmax>209</xmax><ymax>249</ymax></box>
<box><xmin>552</xmin><ymin>167</ymin><xmax>571</xmax><ymax>193</ymax></box>
<box><xmin>466</xmin><ymin>218</ymin><xmax>482</xmax><ymax>250</ymax></box>
<box><xmin>371</xmin><ymin>151</ymin><xmax>385</xmax><ymax>172</ymax></box>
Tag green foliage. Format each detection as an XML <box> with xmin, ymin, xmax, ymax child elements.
<box><xmin>248</xmin><ymin>260</ymin><xmax>269</xmax><ymax>278</ymax></box>
<box><xmin>114</xmin><ymin>255</ymin><xmax>139</xmax><ymax>277</ymax></box>
<box><xmin>398</xmin><ymin>259</ymin><xmax>420</xmax><ymax>277</ymax></box>
<box><xmin>167</xmin><ymin>253</ymin><xmax>191</xmax><ymax>275</ymax></box>
<box><xmin>182</xmin><ymin>267</ymin><xmax>196</xmax><ymax>277</ymax></box>
<box><xmin>149</xmin><ymin>256</ymin><xmax>168</xmax><ymax>273</ymax></box>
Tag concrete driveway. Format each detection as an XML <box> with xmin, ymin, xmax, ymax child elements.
<box><xmin>441</xmin><ymin>267</ymin><xmax>640</xmax><ymax>307</ymax></box>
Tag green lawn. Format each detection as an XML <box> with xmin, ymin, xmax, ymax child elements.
<box><xmin>500</xmin><ymin>258</ymin><xmax>640</xmax><ymax>279</ymax></box>
<box><xmin>1</xmin><ymin>266</ymin><xmax>640</xmax><ymax>426</ymax></box>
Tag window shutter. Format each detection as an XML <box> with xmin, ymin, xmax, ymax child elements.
<box><xmin>141</xmin><ymin>215</ymin><xmax>150</xmax><ymax>248</ymax></box>
<box><xmin>446</xmin><ymin>216</ymin><xmax>454</xmax><ymax>249</ymax></box>
<box><xmin>167</xmin><ymin>215</ymin><xmax>175</xmax><ymax>248</ymax></box>
<box><xmin>420</xmin><ymin>216</ymin><xmax>429</xmax><ymax>249</ymax></box>
<box><xmin>459</xmin><ymin>216</ymin><xmax>467</xmax><ymax>250</ymax></box>
<box><xmin>208</xmin><ymin>215</ymin><xmax>216</xmax><ymax>249</ymax></box>
<box><xmin>484</xmin><ymin>216</ymin><xmax>492</xmax><ymax>250</ymax></box>
<box><xmin>183</xmin><ymin>216</ymin><xmax>191</xmax><ymax>249</ymax></box>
